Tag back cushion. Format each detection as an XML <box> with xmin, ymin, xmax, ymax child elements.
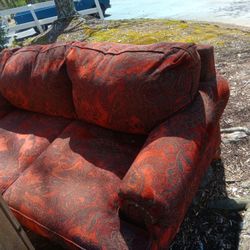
<box><xmin>66</xmin><ymin>42</ymin><xmax>201</xmax><ymax>134</ymax></box>
<box><xmin>0</xmin><ymin>47</ymin><xmax>20</xmax><ymax>74</ymax></box>
<box><xmin>0</xmin><ymin>43</ymin><xmax>76</xmax><ymax>119</ymax></box>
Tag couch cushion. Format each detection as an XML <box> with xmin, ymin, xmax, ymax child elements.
<box><xmin>0</xmin><ymin>48</ymin><xmax>18</xmax><ymax>118</ymax></box>
<box><xmin>66</xmin><ymin>42</ymin><xmax>201</xmax><ymax>134</ymax></box>
<box><xmin>0</xmin><ymin>47</ymin><xmax>20</xmax><ymax>75</ymax></box>
<box><xmin>0</xmin><ymin>43</ymin><xmax>76</xmax><ymax>119</ymax></box>
<box><xmin>3</xmin><ymin>121</ymin><xmax>146</xmax><ymax>249</ymax></box>
<box><xmin>0</xmin><ymin>110</ymin><xmax>70</xmax><ymax>193</ymax></box>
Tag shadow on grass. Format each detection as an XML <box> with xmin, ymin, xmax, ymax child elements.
<box><xmin>170</xmin><ymin>160</ymin><xmax>242</xmax><ymax>250</ymax></box>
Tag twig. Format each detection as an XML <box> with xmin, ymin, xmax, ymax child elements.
<box><xmin>221</xmin><ymin>127</ymin><xmax>250</xmax><ymax>135</ymax></box>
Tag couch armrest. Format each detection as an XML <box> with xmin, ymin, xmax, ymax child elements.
<box><xmin>119</xmin><ymin>75</ymin><xmax>229</xmax><ymax>249</ymax></box>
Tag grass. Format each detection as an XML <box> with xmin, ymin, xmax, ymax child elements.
<box><xmin>87</xmin><ymin>19</ymin><xmax>249</xmax><ymax>46</ymax></box>
<box><xmin>24</xmin><ymin>18</ymin><xmax>250</xmax><ymax>48</ymax></box>
<box><xmin>0</xmin><ymin>0</ymin><xmax>46</xmax><ymax>9</ymax></box>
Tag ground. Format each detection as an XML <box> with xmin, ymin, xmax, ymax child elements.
<box><xmin>15</xmin><ymin>17</ymin><xmax>250</xmax><ymax>249</ymax></box>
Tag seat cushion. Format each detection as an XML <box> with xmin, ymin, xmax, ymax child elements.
<box><xmin>0</xmin><ymin>110</ymin><xmax>70</xmax><ymax>193</ymax></box>
<box><xmin>66</xmin><ymin>42</ymin><xmax>201</xmax><ymax>134</ymax></box>
<box><xmin>0</xmin><ymin>43</ymin><xmax>76</xmax><ymax>119</ymax></box>
<box><xmin>3</xmin><ymin>121</ymin><xmax>146</xmax><ymax>249</ymax></box>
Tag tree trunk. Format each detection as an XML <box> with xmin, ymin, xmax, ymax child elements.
<box><xmin>31</xmin><ymin>0</ymin><xmax>86</xmax><ymax>44</ymax></box>
<box><xmin>54</xmin><ymin>0</ymin><xmax>78</xmax><ymax>19</ymax></box>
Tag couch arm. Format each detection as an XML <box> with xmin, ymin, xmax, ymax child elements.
<box><xmin>119</xmin><ymin>75</ymin><xmax>229</xmax><ymax>249</ymax></box>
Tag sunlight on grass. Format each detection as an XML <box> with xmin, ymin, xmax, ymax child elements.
<box><xmin>26</xmin><ymin>18</ymin><xmax>249</xmax><ymax>47</ymax></box>
<box><xmin>87</xmin><ymin>19</ymin><xmax>249</xmax><ymax>46</ymax></box>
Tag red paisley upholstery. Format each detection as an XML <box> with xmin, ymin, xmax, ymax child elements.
<box><xmin>3</xmin><ymin>121</ymin><xmax>148</xmax><ymax>249</ymax></box>
<box><xmin>0</xmin><ymin>110</ymin><xmax>70</xmax><ymax>194</ymax></box>
<box><xmin>0</xmin><ymin>42</ymin><xmax>229</xmax><ymax>249</ymax></box>
<box><xmin>119</xmin><ymin>75</ymin><xmax>229</xmax><ymax>249</ymax></box>
<box><xmin>0</xmin><ymin>47</ymin><xmax>20</xmax><ymax>73</ymax></box>
<box><xmin>0</xmin><ymin>48</ymin><xmax>19</xmax><ymax>118</ymax></box>
<box><xmin>0</xmin><ymin>43</ymin><xmax>76</xmax><ymax>119</ymax></box>
<box><xmin>197</xmin><ymin>45</ymin><xmax>216</xmax><ymax>81</ymax></box>
<box><xmin>66</xmin><ymin>42</ymin><xmax>201</xmax><ymax>134</ymax></box>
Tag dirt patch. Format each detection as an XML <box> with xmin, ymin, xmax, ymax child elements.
<box><xmin>20</xmin><ymin>18</ymin><xmax>249</xmax><ymax>249</ymax></box>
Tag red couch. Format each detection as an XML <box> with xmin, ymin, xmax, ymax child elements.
<box><xmin>0</xmin><ymin>42</ymin><xmax>229</xmax><ymax>249</ymax></box>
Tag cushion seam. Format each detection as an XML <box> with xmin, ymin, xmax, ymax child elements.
<box><xmin>71</xmin><ymin>44</ymin><xmax>187</xmax><ymax>56</ymax></box>
<box><xmin>1</xmin><ymin>119</ymin><xmax>73</xmax><ymax>195</ymax></box>
<box><xmin>0</xmin><ymin>107</ymin><xmax>15</xmax><ymax>121</ymax></box>
<box><xmin>12</xmin><ymin>43</ymin><xmax>71</xmax><ymax>55</ymax></box>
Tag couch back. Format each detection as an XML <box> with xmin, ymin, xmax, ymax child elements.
<box><xmin>0</xmin><ymin>43</ymin><xmax>76</xmax><ymax>119</ymax></box>
<box><xmin>0</xmin><ymin>42</ymin><xmax>214</xmax><ymax>134</ymax></box>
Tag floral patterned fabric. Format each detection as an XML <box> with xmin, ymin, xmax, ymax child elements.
<box><xmin>0</xmin><ymin>48</ymin><xmax>18</xmax><ymax>118</ymax></box>
<box><xmin>197</xmin><ymin>45</ymin><xmax>216</xmax><ymax>82</ymax></box>
<box><xmin>3</xmin><ymin>120</ymin><xmax>149</xmax><ymax>249</ymax></box>
<box><xmin>119</xmin><ymin>75</ymin><xmax>229</xmax><ymax>249</ymax></box>
<box><xmin>66</xmin><ymin>42</ymin><xmax>201</xmax><ymax>134</ymax></box>
<box><xmin>0</xmin><ymin>43</ymin><xmax>76</xmax><ymax>119</ymax></box>
<box><xmin>0</xmin><ymin>42</ymin><xmax>229</xmax><ymax>249</ymax></box>
<box><xmin>0</xmin><ymin>110</ymin><xmax>70</xmax><ymax>194</ymax></box>
<box><xmin>0</xmin><ymin>47</ymin><xmax>19</xmax><ymax>74</ymax></box>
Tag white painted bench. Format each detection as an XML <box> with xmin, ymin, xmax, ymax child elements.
<box><xmin>0</xmin><ymin>0</ymin><xmax>104</xmax><ymax>33</ymax></box>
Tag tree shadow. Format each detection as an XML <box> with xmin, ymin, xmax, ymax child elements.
<box><xmin>170</xmin><ymin>160</ymin><xmax>242</xmax><ymax>250</ymax></box>
<box><xmin>31</xmin><ymin>16</ymin><xmax>87</xmax><ymax>45</ymax></box>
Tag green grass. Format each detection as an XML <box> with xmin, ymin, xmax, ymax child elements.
<box><xmin>25</xmin><ymin>18</ymin><xmax>250</xmax><ymax>48</ymax></box>
<box><xmin>0</xmin><ymin>0</ymin><xmax>46</xmax><ymax>9</ymax></box>
<box><xmin>87</xmin><ymin>19</ymin><xmax>249</xmax><ymax>46</ymax></box>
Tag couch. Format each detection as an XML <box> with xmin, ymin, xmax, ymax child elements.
<box><xmin>0</xmin><ymin>41</ymin><xmax>229</xmax><ymax>249</ymax></box>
